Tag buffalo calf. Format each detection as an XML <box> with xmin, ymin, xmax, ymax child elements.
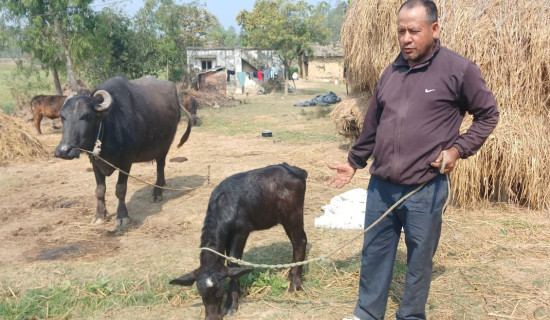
<box><xmin>170</xmin><ymin>163</ymin><xmax>308</xmax><ymax>320</ymax></box>
<box><xmin>31</xmin><ymin>95</ymin><xmax>67</xmax><ymax>134</ymax></box>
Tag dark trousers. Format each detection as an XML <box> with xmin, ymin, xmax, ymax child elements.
<box><xmin>353</xmin><ymin>175</ymin><xmax>448</xmax><ymax>320</ymax></box>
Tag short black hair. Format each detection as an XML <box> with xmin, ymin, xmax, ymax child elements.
<box><xmin>399</xmin><ymin>0</ymin><xmax>438</xmax><ymax>24</ymax></box>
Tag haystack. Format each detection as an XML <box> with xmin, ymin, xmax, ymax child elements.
<box><xmin>175</xmin><ymin>87</ymin><xmax>237</xmax><ymax>108</ymax></box>
<box><xmin>338</xmin><ymin>0</ymin><xmax>550</xmax><ymax>209</ymax></box>
<box><xmin>329</xmin><ymin>92</ymin><xmax>371</xmax><ymax>145</ymax></box>
<box><xmin>0</xmin><ymin>110</ymin><xmax>49</xmax><ymax>165</ymax></box>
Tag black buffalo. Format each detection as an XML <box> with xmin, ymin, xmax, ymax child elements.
<box><xmin>54</xmin><ymin>76</ymin><xmax>192</xmax><ymax>227</ymax></box>
<box><xmin>170</xmin><ymin>163</ymin><xmax>308</xmax><ymax>320</ymax></box>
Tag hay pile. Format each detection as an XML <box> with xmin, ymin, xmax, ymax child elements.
<box><xmin>175</xmin><ymin>85</ymin><xmax>237</xmax><ymax>108</ymax></box>
<box><xmin>329</xmin><ymin>92</ymin><xmax>371</xmax><ymax>145</ymax></box>
<box><xmin>0</xmin><ymin>110</ymin><xmax>49</xmax><ymax>165</ymax></box>
<box><xmin>338</xmin><ymin>0</ymin><xmax>550</xmax><ymax>209</ymax></box>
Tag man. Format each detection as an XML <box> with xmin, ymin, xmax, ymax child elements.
<box><xmin>327</xmin><ymin>1</ymin><xmax>499</xmax><ymax>319</ymax></box>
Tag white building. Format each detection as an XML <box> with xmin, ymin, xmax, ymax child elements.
<box><xmin>186</xmin><ymin>47</ymin><xmax>284</xmax><ymax>74</ymax></box>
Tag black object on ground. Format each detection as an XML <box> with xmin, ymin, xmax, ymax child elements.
<box><xmin>294</xmin><ymin>92</ymin><xmax>341</xmax><ymax>107</ymax></box>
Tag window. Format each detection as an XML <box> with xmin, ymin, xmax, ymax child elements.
<box><xmin>201</xmin><ymin>60</ymin><xmax>213</xmax><ymax>70</ymax></box>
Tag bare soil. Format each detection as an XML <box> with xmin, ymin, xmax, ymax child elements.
<box><xmin>1</xmin><ymin>81</ymin><xmax>548</xmax><ymax>320</ymax></box>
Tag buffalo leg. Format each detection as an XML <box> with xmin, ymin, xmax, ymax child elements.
<box><xmin>115</xmin><ymin>163</ymin><xmax>132</xmax><ymax>227</ymax></box>
<box><xmin>33</xmin><ymin>113</ymin><xmax>43</xmax><ymax>134</ymax></box>
<box><xmin>92</xmin><ymin>166</ymin><xmax>108</xmax><ymax>224</ymax></box>
<box><xmin>283</xmin><ymin>215</ymin><xmax>307</xmax><ymax>291</ymax></box>
<box><xmin>224</xmin><ymin>232</ymin><xmax>250</xmax><ymax>316</ymax></box>
<box><xmin>152</xmin><ymin>155</ymin><xmax>167</xmax><ymax>202</ymax></box>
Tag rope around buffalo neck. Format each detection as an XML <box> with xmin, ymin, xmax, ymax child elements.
<box><xmin>92</xmin><ymin>122</ymin><xmax>103</xmax><ymax>157</ymax></box>
<box><xmin>200</xmin><ymin>151</ymin><xmax>451</xmax><ymax>269</ymax></box>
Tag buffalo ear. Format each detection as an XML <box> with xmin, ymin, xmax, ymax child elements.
<box><xmin>225</xmin><ymin>267</ymin><xmax>253</xmax><ymax>280</ymax></box>
<box><xmin>169</xmin><ymin>269</ymin><xmax>199</xmax><ymax>286</ymax></box>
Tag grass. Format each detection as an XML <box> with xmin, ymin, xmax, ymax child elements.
<box><xmin>197</xmin><ymin>90</ymin><xmax>343</xmax><ymax>143</ymax></box>
<box><xmin>0</xmin><ymin>59</ymin><xmax>17</xmax><ymax>114</ymax></box>
<box><xmin>0</xmin><ymin>58</ymin><xmax>54</xmax><ymax>115</ymax></box>
<box><xmin>0</xmin><ymin>272</ymin><xmax>191</xmax><ymax>320</ymax></box>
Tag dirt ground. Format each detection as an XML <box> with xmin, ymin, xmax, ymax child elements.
<box><xmin>1</xmin><ymin>81</ymin><xmax>549</xmax><ymax>319</ymax></box>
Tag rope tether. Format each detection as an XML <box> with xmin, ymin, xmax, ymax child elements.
<box><xmin>77</xmin><ymin>147</ymin><xmax>198</xmax><ymax>191</ymax></box>
<box><xmin>200</xmin><ymin>150</ymin><xmax>450</xmax><ymax>269</ymax></box>
<box><xmin>77</xmin><ymin>145</ymin><xmax>450</xmax><ymax>268</ymax></box>
<box><xmin>201</xmin><ymin>181</ymin><xmax>426</xmax><ymax>269</ymax></box>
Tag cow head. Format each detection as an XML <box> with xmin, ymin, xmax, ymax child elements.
<box><xmin>54</xmin><ymin>90</ymin><xmax>112</xmax><ymax>159</ymax></box>
<box><xmin>169</xmin><ymin>266</ymin><xmax>252</xmax><ymax>320</ymax></box>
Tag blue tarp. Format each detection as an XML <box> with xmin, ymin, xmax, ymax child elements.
<box><xmin>294</xmin><ymin>92</ymin><xmax>342</xmax><ymax>107</ymax></box>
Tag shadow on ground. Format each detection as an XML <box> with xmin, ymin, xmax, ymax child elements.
<box><xmin>123</xmin><ymin>174</ymin><xmax>205</xmax><ymax>229</ymax></box>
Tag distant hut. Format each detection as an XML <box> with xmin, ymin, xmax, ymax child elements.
<box><xmin>331</xmin><ymin>0</ymin><xmax>550</xmax><ymax>209</ymax></box>
<box><xmin>303</xmin><ymin>42</ymin><xmax>345</xmax><ymax>82</ymax></box>
<box><xmin>197</xmin><ymin>67</ymin><xmax>227</xmax><ymax>95</ymax></box>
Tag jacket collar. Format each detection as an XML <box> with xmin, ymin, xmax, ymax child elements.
<box><xmin>393</xmin><ymin>38</ymin><xmax>441</xmax><ymax>70</ymax></box>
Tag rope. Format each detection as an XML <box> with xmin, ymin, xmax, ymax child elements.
<box><xmin>201</xmin><ymin>182</ymin><xmax>426</xmax><ymax>269</ymax></box>
<box><xmin>77</xmin><ymin>147</ymin><xmax>198</xmax><ymax>191</ymax></box>
<box><xmin>77</xmin><ymin>139</ymin><xmax>451</xmax><ymax>268</ymax></box>
<box><xmin>200</xmin><ymin>150</ymin><xmax>452</xmax><ymax>270</ymax></box>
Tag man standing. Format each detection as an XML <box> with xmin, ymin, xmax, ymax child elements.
<box><xmin>327</xmin><ymin>1</ymin><xmax>499</xmax><ymax>319</ymax></box>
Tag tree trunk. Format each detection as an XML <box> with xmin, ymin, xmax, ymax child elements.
<box><xmin>283</xmin><ymin>62</ymin><xmax>289</xmax><ymax>96</ymax></box>
<box><xmin>51</xmin><ymin>67</ymin><xmax>63</xmax><ymax>95</ymax></box>
<box><xmin>50</xmin><ymin>3</ymin><xmax>78</xmax><ymax>93</ymax></box>
<box><xmin>298</xmin><ymin>54</ymin><xmax>303</xmax><ymax>78</ymax></box>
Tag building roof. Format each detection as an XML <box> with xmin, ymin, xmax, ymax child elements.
<box><xmin>197</xmin><ymin>66</ymin><xmax>225</xmax><ymax>75</ymax></box>
<box><xmin>186</xmin><ymin>47</ymin><xmax>272</xmax><ymax>51</ymax></box>
<box><xmin>311</xmin><ymin>42</ymin><xmax>344</xmax><ymax>58</ymax></box>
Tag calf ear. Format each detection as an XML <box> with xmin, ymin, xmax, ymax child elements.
<box><xmin>226</xmin><ymin>267</ymin><xmax>253</xmax><ymax>280</ymax></box>
<box><xmin>169</xmin><ymin>270</ymin><xmax>199</xmax><ymax>286</ymax></box>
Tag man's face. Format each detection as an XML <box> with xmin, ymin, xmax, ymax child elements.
<box><xmin>397</xmin><ymin>5</ymin><xmax>439</xmax><ymax>67</ymax></box>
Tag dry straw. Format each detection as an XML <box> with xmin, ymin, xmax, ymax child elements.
<box><xmin>0</xmin><ymin>110</ymin><xmax>49</xmax><ymax>165</ymax></box>
<box><xmin>338</xmin><ymin>0</ymin><xmax>550</xmax><ymax>209</ymax></box>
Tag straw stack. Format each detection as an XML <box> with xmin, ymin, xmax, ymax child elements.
<box><xmin>0</xmin><ymin>110</ymin><xmax>49</xmax><ymax>165</ymax></box>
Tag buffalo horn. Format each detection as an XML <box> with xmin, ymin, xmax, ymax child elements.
<box><xmin>94</xmin><ymin>90</ymin><xmax>112</xmax><ymax>111</ymax></box>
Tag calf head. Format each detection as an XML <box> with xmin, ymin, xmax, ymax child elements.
<box><xmin>170</xmin><ymin>266</ymin><xmax>252</xmax><ymax>320</ymax></box>
<box><xmin>54</xmin><ymin>90</ymin><xmax>112</xmax><ymax>159</ymax></box>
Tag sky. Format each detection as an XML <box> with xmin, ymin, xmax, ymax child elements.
<box><xmin>91</xmin><ymin>0</ymin><xmax>336</xmax><ymax>30</ymax></box>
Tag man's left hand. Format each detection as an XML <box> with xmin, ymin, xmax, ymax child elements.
<box><xmin>430</xmin><ymin>147</ymin><xmax>460</xmax><ymax>174</ymax></box>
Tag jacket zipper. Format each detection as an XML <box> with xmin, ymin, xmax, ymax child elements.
<box><xmin>393</xmin><ymin>67</ymin><xmax>413</xmax><ymax>181</ymax></box>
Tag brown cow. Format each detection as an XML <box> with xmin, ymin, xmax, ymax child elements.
<box><xmin>183</xmin><ymin>95</ymin><xmax>198</xmax><ymax>125</ymax></box>
<box><xmin>31</xmin><ymin>95</ymin><xmax>67</xmax><ymax>134</ymax></box>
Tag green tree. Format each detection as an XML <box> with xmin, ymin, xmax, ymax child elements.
<box><xmin>0</xmin><ymin>0</ymin><xmax>96</xmax><ymax>93</ymax></box>
<box><xmin>134</xmin><ymin>0</ymin><xmax>219</xmax><ymax>81</ymax></box>
<box><xmin>321</xmin><ymin>0</ymin><xmax>348</xmax><ymax>42</ymax></box>
<box><xmin>208</xmin><ymin>24</ymin><xmax>240</xmax><ymax>47</ymax></box>
<box><xmin>77</xmin><ymin>7</ymin><xmax>163</xmax><ymax>85</ymax></box>
<box><xmin>237</xmin><ymin>0</ymin><xmax>330</xmax><ymax>95</ymax></box>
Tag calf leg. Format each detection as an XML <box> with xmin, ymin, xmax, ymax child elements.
<box><xmin>92</xmin><ymin>167</ymin><xmax>108</xmax><ymax>224</ymax></box>
<box><xmin>283</xmin><ymin>216</ymin><xmax>307</xmax><ymax>291</ymax></box>
<box><xmin>33</xmin><ymin>113</ymin><xmax>43</xmax><ymax>134</ymax></box>
<box><xmin>224</xmin><ymin>232</ymin><xmax>250</xmax><ymax>316</ymax></box>
<box><xmin>153</xmin><ymin>155</ymin><xmax>166</xmax><ymax>202</ymax></box>
<box><xmin>115</xmin><ymin>163</ymin><xmax>132</xmax><ymax>227</ymax></box>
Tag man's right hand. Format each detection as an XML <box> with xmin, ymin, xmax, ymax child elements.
<box><xmin>326</xmin><ymin>162</ymin><xmax>357</xmax><ymax>188</ymax></box>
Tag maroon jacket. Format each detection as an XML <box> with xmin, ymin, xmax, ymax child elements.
<box><xmin>348</xmin><ymin>40</ymin><xmax>499</xmax><ymax>185</ymax></box>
